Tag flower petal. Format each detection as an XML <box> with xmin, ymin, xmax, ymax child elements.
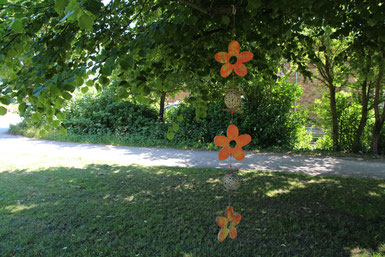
<box><xmin>229</xmin><ymin>226</ymin><xmax>238</xmax><ymax>239</ymax></box>
<box><xmin>225</xmin><ymin>206</ymin><xmax>234</xmax><ymax>219</ymax></box>
<box><xmin>214</xmin><ymin>135</ymin><xmax>229</xmax><ymax>147</ymax></box>
<box><xmin>220</xmin><ymin>63</ymin><xmax>233</xmax><ymax>78</ymax></box>
<box><xmin>232</xmin><ymin>213</ymin><xmax>242</xmax><ymax>226</ymax></box>
<box><xmin>232</xmin><ymin>146</ymin><xmax>245</xmax><ymax>161</ymax></box>
<box><xmin>218</xmin><ymin>228</ymin><xmax>229</xmax><ymax>242</ymax></box>
<box><xmin>215</xmin><ymin>52</ymin><xmax>229</xmax><ymax>64</ymax></box>
<box><xmin>216</xmin><ymin>216</ymin><xmax>227</xmax><ymax>228</ymax></box>
<box><xmin>218</xmin><ymin>147</ymin><xmax>231</xmax><ymax>161</ymax></box>
<box><xmin>228</xmin><ymin>40</ymin><xmax>240</xmax><ymax>55</ymax></box>
<box><xmin>238</xmin><ymin>51</ymin><xmax>253</xmax><ymax>63</ymax></box>
<box><xmin>234</xmin><ymin>63</ymin><xmax>248</xmax><ymax>76</ymax></box>
<box><xmin>237</xmin><ymin>134</ymin><xmax>252</xmax><ymax>147</ymax></box>
<box><xmin>227</xmin><ymin>124</ymin><xmax>239</xmax><ymax>139</ymax></box>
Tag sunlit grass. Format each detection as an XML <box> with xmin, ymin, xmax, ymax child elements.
<box><xmin>0</xmin><ymin>157</ymin><xmax>385</xmax><ymax>256</ymax></box>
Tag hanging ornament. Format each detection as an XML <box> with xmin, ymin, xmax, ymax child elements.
<box><xmin>214</xmin><ymin>40</ymin><xmax>253</xmax><ymax>78</ymax></box>
<box><xmin>224</xmin><ymin>87</ymin><xmax>245</xmax><ymax>113</ymax></box>
<box><xmin>214</xmin><ymin>124</ymin><xmax>251</xmax><ymax>161</ymax></box>
<box><xmin>222</xmin><ymin>172</ymin><xmax>241</xmax><ymax>192</ymax></box>
<box><xmin>216</xmin><ymin>206</ymin><xmax>242</xmax><ymax>242</ymax></box>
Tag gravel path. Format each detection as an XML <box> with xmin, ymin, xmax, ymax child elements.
<box><xmin>1</xmin><ymin>113</ymin><xmax>385</xmax><ymax>179</ymax></box>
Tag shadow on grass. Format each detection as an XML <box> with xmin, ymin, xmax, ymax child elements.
<box><xmin>0</xmin><ymin>165</ymin><xmax>384</xmax><ymax>256</ymax></box>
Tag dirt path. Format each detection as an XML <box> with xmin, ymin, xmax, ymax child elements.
<box><xmin>1</xmin><ymin>114</ymin><xmax>385</xmax><ymax>179</ymax></box>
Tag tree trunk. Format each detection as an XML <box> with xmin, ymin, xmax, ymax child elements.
<box><xmin>352</xmin><ymin>81</ymin><xmax>369</xmax><ymax>153</ymax></box>
<box><xmin>329</xmin><ymin>85</ymin><xmax>339</xmax><ymax>151</ymax></box>
<box><xmin>371</xmin><ymin>121</ymin><xmax>383</xmax><ymax>154</ymax></box>
<box><xmin>371</xmin><ymin>61</ymin><xmax>384</xmax><ymax>154</ymax></box>
<box><xmin>159</xmin><ymin>91</ymin><xmax>167</xmax><ymax>122</ymax></box>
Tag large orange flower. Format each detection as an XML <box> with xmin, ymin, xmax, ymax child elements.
<box><xmin>214</xmin><ymin>124</ymin><xmax>251</xmax><ymax>161</ymax></box>
<box><xmin>215</xmin><ymin>40</ymin><xmax>253</xmax><ymax>78</ymax></box>
<box><xmin>216</xmin><ymin>206</ymin><xmax>242</xmax><ymax>242</ymax></box>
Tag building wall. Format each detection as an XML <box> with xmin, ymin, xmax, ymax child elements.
<box><xmin>288</xmin><ymin>71</ymin><xmax>325</xmax><ymax>110</ymax></box>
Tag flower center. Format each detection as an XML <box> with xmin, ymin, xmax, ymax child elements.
<box><xmin>229</xmin><ymin>140</ymin><xmax>237</xmax><ymax>148</ymax></box>
<box><xmin>227</xmin><ymin>220</ymin><xmax>233</xmax><ymax>230</ymax></box>
<box><xmin>229</xmin><ymin>56</ymin><xmax>238</xmax><ymax>64</ymax></box>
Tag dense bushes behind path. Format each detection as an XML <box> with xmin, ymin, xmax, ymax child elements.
<box><xmin>10</xmin><ymin>79</ymin><xmax>309</xmax><ymax>150</ymax></box>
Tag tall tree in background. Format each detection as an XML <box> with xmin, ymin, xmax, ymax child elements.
<box><xmin>303</xmin><ymin>28</ymin><xmax>351</xmax><ymax>151</ymax></box>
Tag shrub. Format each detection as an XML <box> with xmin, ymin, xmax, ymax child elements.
<box><xmin>314</xmin><ymin>91</ymin><xmax>373</xmax><ymax>152</ymax></box>
<box><xmin>168</xmin><ymin>77</ymin><xmax>307</xmax><ymax>149</ymax></box>
<box><xmin>63</xmin><ymin>90</ymin><xmax>160</xmax><ymax>137</ymax></box>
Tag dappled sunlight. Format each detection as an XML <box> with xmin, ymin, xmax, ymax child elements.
<box><xmin>368</xmin><ymin>191</ymin><xmax>381</xmax><ymax>197</ymax></box>
<box><xmin>1</xmin><ymin>162</ymin><xmax>385</xmax><ymax>256</ymax></box>
<box><xmin>5</xmin><ymin>203</ymin><xmax>38</xmax><ymax>213</ymax></box>
<box><xmin>265</xmin><ymin>180</ymin><xmax>306</xmax><ymax>197</ymax></box>
<box><xmin>123</xmin><ymin>196</ymin><xmax>135</xmax><ymax>202</ymax></box>
<box><xmin>206</xmin><ymin>178</ymin><xmax>221</xmax><ymax>184</ymax></box>
<box><xmin>2</xmin><ymin>128</ymin><xmax>385</xmax><ymax>178</ymax></box>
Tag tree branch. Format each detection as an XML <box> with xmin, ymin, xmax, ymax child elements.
<box><xmin>192</xmin><ymin>28</ymin><xmax>224</xmax><ymax>40</ymax></box>
<box><xmin>177</xmin><ymin>0</ymin><xmax>247</xmax><ymax>17</ymax></box>
<box><xmin>177</xmin><ymin>0</ymin><xmax>210</xmax><ymax>16</ymax></box>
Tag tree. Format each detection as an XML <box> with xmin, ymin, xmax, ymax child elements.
<box><xmin>1</xmin><ymin>0</ymin><xmax>385</xmax><ymax>146</ymax></box>
<box><xmin>301</xmin><ymin>28</ymin><xmax>351</xmax><ymax>151</ymax></box>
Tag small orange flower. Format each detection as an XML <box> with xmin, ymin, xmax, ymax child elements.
<box><xmin>215</xmin><ymin>40</ymin><xmax>253</xmax><ymax>78</ymax></box>
<box><xmin>214</xmin><ymin>124</ymin><xmax>251</xmax><ymax>161</ymax></box>
<box><xmin>216</xmin><ymin>206</ymin><xmax>242</xmax><ymax>242</ymax></box>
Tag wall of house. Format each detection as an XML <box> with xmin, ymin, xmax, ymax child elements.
<box><xmin>288</xmin><ymin>72</ymin><xmax>325</xmax><ymax>111</ymax></box>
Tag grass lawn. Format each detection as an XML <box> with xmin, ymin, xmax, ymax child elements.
<box><xmin>1</xmin><ymin>160</ymin><xmax>385</xmax><ymax>256</ymax></box>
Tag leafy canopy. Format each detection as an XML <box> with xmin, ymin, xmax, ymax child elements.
<box><xmin>0</xmin><ymin>0</ymin><xmax>384</xmax><ymax>130</ymax></box>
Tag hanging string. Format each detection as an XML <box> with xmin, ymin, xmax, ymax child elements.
<box><xmin>231</xmin><ymin>5</ymin><xmax>236</xmax><ymax>39</ymax></box>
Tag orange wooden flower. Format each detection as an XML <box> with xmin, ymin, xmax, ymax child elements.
<box><xmin>214</xmin><ymin>124</ymin><xmax>251</xmax><ymax>161</ymax></box>
<box><xmin>215</xmin><ymin>40</ymin><xmax>253</xmax><ymax>78</ymax></box>
<box><xmin>216</xmin><ymin>206</ymin><xmax>242</xmax><ymax>242</ymax></box>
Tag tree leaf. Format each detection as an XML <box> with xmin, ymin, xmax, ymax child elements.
<box><xmin>81</xmin><ymin>86</ymin><xmax>89</xmax><ymax>93</ymax></box>
<box><xmin>0</xmin><ymin>106</ymin><xmax>6</xmax><ymax>115</ymax></box>
<box><xmin>60</xmin><ymin>10</ymin><xmax>75</xmax><ymax>22</ymax></box>
<box><xmin>62</xmin><ymin>91</ymin><xmax>72</xmax><ymax>100</ymax></box>
<box><xmin>78</xmin><ymin>11</ymin><xmax>94</xmax><ymax>31</ymax></box>
<box><xmin>167</xmin><ymin>131</ymin><xmax>175</xmax><ymax>140</ymax></box>
<box><xmin>0</xmin><ymin>97</ymin><xmax>11</xmax><ymax>105</ymax></box>
<box><xmin>247</xmin><ymin>0</ymin><xmax>261</xmax><ymax>11</ymax></box>
<box><xmin>39</xmin><ymin>129</ymin><xmax>46</xmax><ymax>137</ymax></box>
<box><xmin>18</xmin><ymin>102</ymin><xmax>27</xmax><ymax>114</ymax></box>
<box><xmin>0</xmin><ymin>0</ymin><xmax>8</xmax><ymax>5</ymax></box>
<box><xmin>221</xmin><ymin>16</ymin><xmax>230</xmax><ymax>25</ymax></box>
<box><xmin>56</xmin><ymin>112</ymin><xmax>66</xmax><ymax>120</ymax></box>
<box><xmin>55</xmin><ymin>0</ymin><xmax>69</xmax><ymax>15</ymax></box>
<box><xmin>172</xmin><ymin>122</ymin><xmax>179</xmax><ymax>132</ymax></box>
<box><xmin>99</xmin><ymin>76</ymin><xmax>110</xmax><ymax>86</ymax></box>
<box><xmin>177</xmin><ymin>115</ymin><xmax>183</xmax><ymax>122</ymax></box>
<box><xmin>60</xmin><ymin>127</ymin><xmax>67</xmax><ymax>135</ymax></box>
<box><xmin>10</xmin><ymin>19</ymin><xmax>24</xmax><ymax>33</ymax></box>
<box><xmin>52</xmin><ymin>120</ymin><xmax>61</xmax><ymax>127</ymax></box>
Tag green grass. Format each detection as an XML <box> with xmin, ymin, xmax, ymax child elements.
<box><xmin>1</xmin><ymin>157</ymin><xmax>385</xmax><ymax>256</ymax></box>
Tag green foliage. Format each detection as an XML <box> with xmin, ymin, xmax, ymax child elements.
<box><xmin>63</xmin><ymin>90</ymin><xmax>159</xmax><ymax>136</ymax></box>
<box><xmin>314</xmin><ymin>91</ymin><xmax>373</xmax><ymax>152</ymax></box>
<box><xmin>0</xmin><ymin>106</ymin><xmax>6</xmax><ymax>115</ymax></box>
<box><xmin>168</xmin><ymin>78</ymin><xmax>306</xmax><ymax>149</ymax></box>
<box><xmin>293</xmin><ymin>125</ymin><xmax>313</xmax><ymax>150</ymax></box>
<box><xmin>1</xmin><ymin>0</ymin><xmax>384</xmax><ymax>135</ymax></box>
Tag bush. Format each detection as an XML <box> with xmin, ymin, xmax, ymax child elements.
<box><xmin>168</xmin><ymin>77</ymin><xmax>307</xmax><ymax>149</ymax></box>
<box><xmin>63</xmin><ymin>90</ymin><xmax>160</xmax><ymax>138</ymax></box>
<box><xmin>314</xmin><ymin>91</ymin><xmax>373</xmax><ymax>152</ymax></box>
<box><xmin>12</xmin><ymin>78</ymin><xmax>308</xmax><ymax>151</ymax></box>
